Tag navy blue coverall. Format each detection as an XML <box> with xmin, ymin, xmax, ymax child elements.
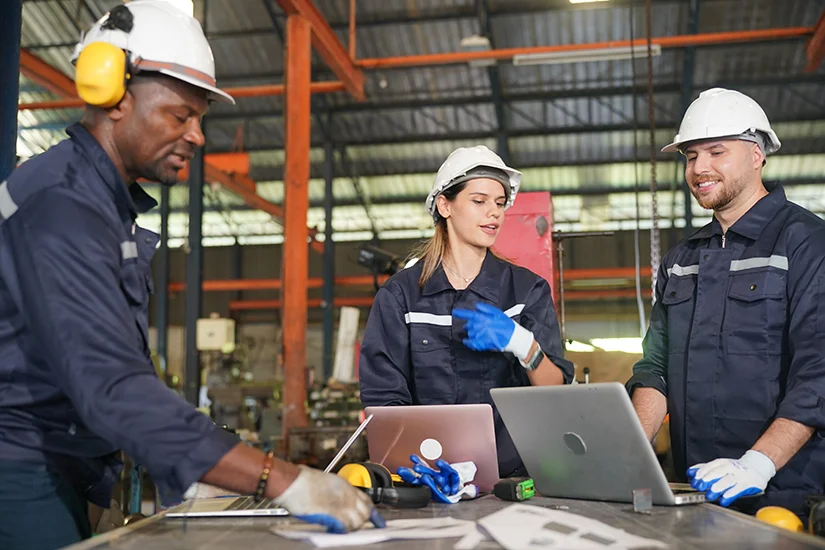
<box><xmin>0</xmin><ymin>124</ymin><xmax>238</xmax><ymax>546</ymax></box>
<box><xmin>359</xmin><ymin>251</ymin><xmax>575</xmax><ymax>477</ymax></box>
<box><xmin>627</xmin><ymin>183</ymin><xmax>825</xmax><ymax>517</ymax></box>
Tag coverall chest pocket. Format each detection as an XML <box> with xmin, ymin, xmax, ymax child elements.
<box><xmin>409</xmin><ymin>323</ymin><xmax>454</xmax><ymax>403</ymax></box>
<box><xmin>724</xmin><ymin>270</ymin><xmax>786</xmax><ymax>355</ymax></box>
<box><xmin>119</xmin><ymin>258</ymin><xmax>151</xmax><ymax>354</ymax></box>
<box><xmin>661</xmin><ymin>276</ymin><xmax>697</xmax><ymax>354</ymax></box>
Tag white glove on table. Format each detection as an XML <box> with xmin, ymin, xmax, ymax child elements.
<box><xmin>274</xmin><ymin>465</ymin><xmax>385</xmax><ymax>533</ymax></box>
<box><xmin>687</xmin><ymin>450</ymin><xmax>776</xmax><ymax>507</ymax></box>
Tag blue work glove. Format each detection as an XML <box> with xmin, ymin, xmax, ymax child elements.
<box><xmin>452</xmin><ymin>303</ymin><xmax>534</xmax><ymax>361</ymax></box>
<box><xmin>409</xmin><ymin>455</ymin><xmax>462</xmax><ymax>496</ymax></box>
<box><xmin>274</xmin><ymin>465</ymin><xmax>386</xmax><ymax>533</ymax></box>
<box><xmin>687</xmin><ymin>450</ymin><xmax>776</xmax><ymax>507</ymax></box>
<box><xmin>396</xmin><ymin>467</ymin><xmax>454</xmax><ymax>504</ymax></box>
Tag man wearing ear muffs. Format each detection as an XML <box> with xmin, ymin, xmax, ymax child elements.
<box><xmin>0</xmin><ymin>2</ymin><xmax>382</xmax><ymax>548</ymax></box>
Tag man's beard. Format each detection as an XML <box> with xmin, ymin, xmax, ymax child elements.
<box><xmin>691</xmin><ymin>172</ymin><xmax>748</xmax><ymax>211</ymax></box>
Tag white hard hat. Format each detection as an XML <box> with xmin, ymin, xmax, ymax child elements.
<box><xmin>426</xmin><ymin>145</ymin><xmax>522</xmax><ymax>222</ymax></box>
<box><xmin>71</xmin><ymin>0</ymin><xmax>234</xmax><ymax>104</ymax></box>
<box><xmin>662</xmin><ymin>88</ymin><xmax>780</xmax><ymax>154</ymax></box>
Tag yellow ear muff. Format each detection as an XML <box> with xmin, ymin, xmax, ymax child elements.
<box><xmin>337</xmin><ymin>463</ymin><xmax>431</xmax><ymax>509</ymax></box>
<box><xmin>75</xmin><ymin>42</ymin><xmax>130</xmax><ymax>109</ymax></box>
<box><xmin>337</xmin><ymin>463</ymin><xmax>376</xmax><ymax>488</ymax></box>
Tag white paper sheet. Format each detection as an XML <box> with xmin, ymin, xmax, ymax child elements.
<box><xmin>271</xmin><ymin>517</ymin><xmax>477</xmax><ymax>548</ymax></box>
<box><xmin>478</xmin><ymin>504</ymin><xmax>668</xmax><ymax>550</ymax></box>
<box><xmin>453</xmin><ymin>526</ymin><xmax>489</xmax><ymax>550</ymax></box>
<box><xmin>271</xmin><ymin>504</ymin><xmax>667</xmax><ymax>549</ymax></box>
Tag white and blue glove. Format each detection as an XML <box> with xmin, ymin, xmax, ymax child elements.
<box><xmin>397</xmin><ymin>455</ymin><xmax>479</xmax><ymax>504</ymax></box>
<box><xmin>687</xmin><ymin>450</ymin><xmax>776</xmax><ymax>507</ymax></box>
<box><xmin>452</xmin><ymin>303</ymin><xmax>534</xmax><ymax>362</ymax></box>
<box><xmin>274</xmin><ymin>465</ymin><xmax>386</xmax><ymax>534</ymax></box>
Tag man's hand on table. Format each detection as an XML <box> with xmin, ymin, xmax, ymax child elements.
<box><xmin>274</xmin><ymin>465</ymin><xmax>386</xmax><ymax>533</ymax></box>
<box><xmin>687</xmin><ymin>450</ymin><xmax>776</xmax><ymax>507</ymax></box>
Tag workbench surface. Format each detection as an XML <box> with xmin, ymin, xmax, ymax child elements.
<box><xmin>65</xmin><ymin>495</ymin><xmax>825</xmax><ymax>550</ymax></box>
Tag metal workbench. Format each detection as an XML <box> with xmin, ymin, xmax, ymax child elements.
<box><xmin>65</xmin><ymin>495</ymin><xmax>825</xmax><ymax>550</ymax></box>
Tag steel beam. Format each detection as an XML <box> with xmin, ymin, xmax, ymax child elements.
<box><xmin>1</xmin><ymin>0</ymin><xmax>22</xmax><ymax>180</ymax></box>
<box><xmin>155</xmin><ymin>186</ymin><xmax>170</xmax><ymax>378</ymax></box>
<box><xmin>299</xmin><ymin>176</ymin><xmax>825</xmax><ymax>207</ymax></box>
<box><xmin>475</xmin><ymin>0</ymin><xmax>510</xmax><ymax>163</ymax></box>
<box><xmin>281</xmin><ymin>14</ymin><xmax>312</xmax><ymax>437</ymax></box>
<box><xmin>17</xmin><ymin>80</ymin><xmax>346</xmax><ymax>110</ymax></box>
<box><xmin>276</xmin><ymin>0</ymin><xmax>365</xmax><ymax>100</ymax></box>
<box><xmin>322</xmin><ymin>138</ymin><xmax>335</xmax><ymax>382</ymax></box>
<box><xmin>228</xmin><ymin>288</ymin><xmax>658</xmax><ymax>310</ymax></box>
<box><xmin>231</xmin><ymin>239</ymin><xmax>242</xmax><ymax>342</ymax></box>
<box><xmin>184</xmin><ymin>141</ymin><xmax>206</xmax><ymax>406</ymax></box>
<box><xmin>169</xmin><ymin>275</ymin><xmax>390</xmax><ymax>293</ymax></box>
<box><xmin>805</xmin><ymin>8</ymin><xmax>825</xmax><ymax>72</ymax></box>
<box><xmin>205</xmin><ymin>164</ymin><xmax>282</xmax><ymax>217</ymax></box>
<box><xmin>206</xmin><ymin>112</ymin><xmax>825</xmax><ymax>151</ymax></box>
<box><xmin>18</xmin><ymin>49</ymin><xmax>76</xmax><ymax>97</ymax></box>
<box><xmin>356</xmin><ymin>27</ymin><xmax>814</xmax><ymax>70</ymax></box>
<box><xmin>179</xmin><ymin>151</ymin><xmax>250</xmax><ymax>181</ymax></box>
<box><xmin>172</xmin><ymin>267</ymin><xmax>658</xmax><ymax>295</ymax></box>
<box><xmin>679</xmin><ymin>0</ymin><xmax>701</xmax><ymax>236</ymax></box>
<box><xmin>231</xmin><ymin>297</ymin><xmax>375</xmax><ymax>310</ymax></box>
<box><xmin>205</xmin><ymin>75</ymin><xmax>825</xmax><ymax>121</ymax></box>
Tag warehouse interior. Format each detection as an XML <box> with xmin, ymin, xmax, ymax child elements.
<box><xmin>6</xmin><ymin>0</ymin><xmax>825</xmax><ymax>546</ymax></box>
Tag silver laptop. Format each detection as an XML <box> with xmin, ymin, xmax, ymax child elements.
<box><xmin>166</xmin><ymin>414</ymin><xmax>376</xmax><ymax>518</ymax></box>
<box><xmin>490</xmin><ymin>382</ymin><xmax>705</xmax><ymax>506</ymax></box>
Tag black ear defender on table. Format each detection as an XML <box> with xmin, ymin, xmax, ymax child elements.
<box><xmin>337</xmin><ymin>462</ymin><xmax>432</xmax><ymax>509</ymax></box>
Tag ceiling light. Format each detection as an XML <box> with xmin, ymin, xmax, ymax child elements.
<box><xmin>513</xmin><ymin>44</ymin><xmax>661</xmax><ymax>66</ymax></box>
<box><xmin>569</xmin><ymin>0</ymin><xmax>610</xmax><ymax>4</ymax></box>
<box><xmin>460</xmin><ymin>34</ymin><xmax>495</xmax><ymax>68</ymax></box>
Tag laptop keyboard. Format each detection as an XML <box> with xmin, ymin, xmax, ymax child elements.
<box><xmin>226</xmin><ymin>496</ymin><xmax>279</xmax><ymax>510</ymax></box>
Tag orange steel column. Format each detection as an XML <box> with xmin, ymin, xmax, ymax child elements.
<box><xmin>282</xmin><ymin>14</ymin><xmax>312</xmax><ymax>439</ymax></box>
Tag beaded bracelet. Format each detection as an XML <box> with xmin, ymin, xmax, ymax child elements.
<box><xmin>254</xmin><ymin>450</ymin><xmax>275</xmax><ymax>502</ymax></box>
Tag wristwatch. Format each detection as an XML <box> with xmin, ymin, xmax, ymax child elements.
<box><xmin>522</xmin><ymin>345</ymin><xmax>545</xmax><ymax>371</ymax></box>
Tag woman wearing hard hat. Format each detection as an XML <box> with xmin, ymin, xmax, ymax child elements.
<box><xmin>359</xmin><ymin>145</ymin><xmax>574</xmax><ymax>479</ymax></box>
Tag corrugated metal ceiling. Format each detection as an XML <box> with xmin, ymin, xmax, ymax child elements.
<box><xmin>15</xmin><ymin>0</ymin><xmax>825</xmax><ymax>239</ymax></box>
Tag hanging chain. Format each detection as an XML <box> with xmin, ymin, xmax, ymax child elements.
<box><xmin>646</xmin><ymin>0</ymin><xmax>662</xmax><ymax>296</ymax></box>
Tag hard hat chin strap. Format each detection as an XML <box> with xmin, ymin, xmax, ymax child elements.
<box><xmin>739</xmin><ymin>130</ymin><xmax>767</xmax><ymax>159</ymax></box>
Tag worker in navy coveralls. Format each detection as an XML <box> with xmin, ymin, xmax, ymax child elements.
<box><xmin>0</xmin><ymin>3</ymin><xmax>380</xmax><ymax>548</ymax></box>
<box><xmin>359</xmin><ymin>145</ymin><xmax>575</xmax><ymax>479</ymax></box>
<box><xmin>627</xmin><ymin>88</ymin><xmax>825</xmax><ymax>520</ymax></box>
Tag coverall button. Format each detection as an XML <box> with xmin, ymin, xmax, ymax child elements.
<box><xmin>422</xmin><ymin>339</ymin><xmax>428</xmax><ymax>345</ymax></box>
<box><xmin>145</xmin><ymin>237</ymin><xmax>152</xmax><ymax>244</ymax></box>
<box><xmin>669</xmin><ymin>291</ymin><xmax>676</xmax><ymax>297</ymax></box>
<box><xmin>703</xmin><ymin>254</ymin><xmax>710</xmax><ymax>261</ymax></box>
<box><xmin>750</xmin><ymin>284</ymin><xmax>757</xmax><ymax>291</ymax></box>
